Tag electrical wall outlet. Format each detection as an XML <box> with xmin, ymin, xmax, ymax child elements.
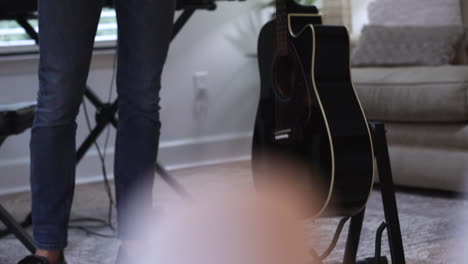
<box><xmin>192</xmin><ymin>71</ymin><xmax>209</xmax><ymax>121</ymax></box>
<box><xmin>193</xmin><ymin>71</ymin><xmax>209</xmax><ymax>91</ymax></box>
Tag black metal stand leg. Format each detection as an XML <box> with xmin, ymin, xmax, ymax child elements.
<box><xmin>343</xmin><ymin>208</ymin><xmax>366</xmax><ymax>264</ymax></box>
<box><xmin>16</xmin><ymin>17</ymin><xmax>39</xmax><ymax>44</ymax></box>
<box><xmin>155</xmin><ymin>163</ymin><xmax>191</xmax><ymax>200</ymax></box>
<box><xmin>0</xmin><ymin>204</ymin><xmax>35</xmax><ymax>253</ymax></box>
<box><xmin>371</xmin><ymin>122</ymin><xmax>406</xmax><ymax>264</ymax></box>
<box><xmin>172</xmin><ymin>9</ymin><xmax>196</xmax><ymax>40</ymax></box>
<box><xmin>76</xmin><ymin>97</ymin><xmax>118</xmax><ymax>163</ymax></box>
<box><xmin>0</xmin><ymin>138</ymin><xmax>35</xmax><ymax>252</ymax></box>
<box><xmin>84</xmin><ymin>88</ymin><xmax>118</xmax><ymax>127</ymax></box>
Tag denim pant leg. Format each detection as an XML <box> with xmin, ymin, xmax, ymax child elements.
<box><xmin>113</xmin><ymin>0</ymin><xmax>176</xmax><ymax>239</ymax></box>
<box><xmin>30</xmin><ymin>0</ymin><xmax>102</xmax><ymax>250</ymax></box>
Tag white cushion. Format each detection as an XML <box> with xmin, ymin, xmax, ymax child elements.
<box><xmin>352</xmin><ymin>25</ymin><xmax>464</xmax><ymax>67</ymax></box>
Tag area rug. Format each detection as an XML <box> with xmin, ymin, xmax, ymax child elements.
<box><xmin>1</xmin><ymin>162</ymin><xmax>467</xmax><ymax>264</ymax></box>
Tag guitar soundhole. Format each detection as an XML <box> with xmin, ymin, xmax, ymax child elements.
<box><xmin>273</xmin><ymin>55</ymin><xmax>298</xmax><ymax>100</ymax></box>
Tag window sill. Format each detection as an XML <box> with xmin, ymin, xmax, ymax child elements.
<box><xmin>0</xmin><ymin>39</ymin><xmax>117</xmax><ymax>60</ymax></box>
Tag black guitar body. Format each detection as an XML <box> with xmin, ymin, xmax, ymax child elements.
<box><xmin>252</xmin><ymin>3</ymin><xmax>374</xmax><ymax>217</ymax></box>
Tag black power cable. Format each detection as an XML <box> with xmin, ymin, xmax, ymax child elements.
<box><xmin>356</xmin><ymin>222</ymin><xmax>389</xmax><ymax>264</ymax></box>
<box><xmin>69</xmin><ymin>41</ymin><xmax>119</xmax><ymax>239</ymax></box>
<box><xmin>319</xmin><ymin>217</ymin><xmax>350</xmax><ymax>260</ymax></box>
<box><xmin>374</xmin><ymin>222</ymin><xmax>388</xmax><ymax>264</ymax></box>
<box><xmin>309</xmin><ymin>217</ymin><xmax>351</xmax><ymax>264</ymax></box>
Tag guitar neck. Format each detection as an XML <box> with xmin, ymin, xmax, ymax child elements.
<box><xmin>276</xmin><ymin>0</ymin><xmax>289</xmax><ymax>56</ymax></box>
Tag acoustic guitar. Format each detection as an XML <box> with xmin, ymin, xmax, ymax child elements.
<box><xmin>252</xmin><ymin>0</ymin><xmax>375</xmax><ymax>217</ymax></box>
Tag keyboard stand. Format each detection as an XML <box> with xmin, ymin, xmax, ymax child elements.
<box><xmin>0</xmin><ymin>103</ymin><xmax>37</xmax><ymax>253</ymax></box>
<box><xmin>10</xmin><ymin>5</ymin><xmax>211</xmax><ymax>163</ymax></box>
<box><xmin>76</xmin><ymin>4</ymin><xmax>211</xmax><ymax>163</ymax></box>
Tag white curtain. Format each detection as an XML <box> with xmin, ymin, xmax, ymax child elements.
<box><xmin>322</xmin><ymin>0</ymin><xmax>353</xmax><ymax>31</ymax></box>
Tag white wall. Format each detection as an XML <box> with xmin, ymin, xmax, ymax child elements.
<box><xmin>0</xmin><ymin>2</ymin><xmax>263</xmax><ymax>195</ymax></box>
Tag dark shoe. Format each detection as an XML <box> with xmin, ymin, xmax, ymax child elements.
<box><xmin>17</xmin><ymin>254</ymin><xmax>66</xmax><ymax>264</ymax></box>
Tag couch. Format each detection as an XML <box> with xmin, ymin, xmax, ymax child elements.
<box><xmin>352</xmin><ymin>0</ymin><xmax>468</xmax><ymax>192</ymax></box>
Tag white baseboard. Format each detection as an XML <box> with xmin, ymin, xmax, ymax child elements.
<box><xmin>0</xmin><ymin>132</ymin><xmax>253</xmax><ymax>196</ymax></box>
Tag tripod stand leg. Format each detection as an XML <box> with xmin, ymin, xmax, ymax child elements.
<box><xmin>371</xmin><ymin>123</ymin><xmax>406</xmax><ymax>264</ymax></box>
<box><xmin>76</xmin><ymin>99</ymin><xmax>119</xmax><ymax>163</ymax></box>
<box><xmin>342</xmin><ymin>208</ymin><xmax>366</xmax><ymax>264</ymax></box>
<box><xmin>0</xmin><ymin>204</ymin><xmax>35</xmax><ymax>253</ymax></box>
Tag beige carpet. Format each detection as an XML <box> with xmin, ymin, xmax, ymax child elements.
<box><xmin>1</xmin><ymin>161</ymin><xmax>467</xmax><ymax>264</ymax></box>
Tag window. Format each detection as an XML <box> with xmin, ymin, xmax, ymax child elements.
<box><xmin>0</xmin><ymin>9</ymin><xmax>117</xmax><ymax>49</ymax></box>
<box><xmin>297</xmin><ymin>0</ymin><xmax>323</xmax><ymax>7</ymax></box>
<box><xmin>293</xmin><ymin>0</ymin><xmax>323</xmax><ymax>8</ymax></box>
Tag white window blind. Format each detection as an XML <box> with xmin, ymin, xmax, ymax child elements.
<box><xmin>322</xmin><ymin>0</ymin><xmax>352</xmax><ymax>31</ymax></box>
<box><xmin>0</xmin><ymin>9</ymin><xmax>117</xmax><ymax>48</ymax></box>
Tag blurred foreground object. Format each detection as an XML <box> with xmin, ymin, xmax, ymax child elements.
<box><xmin>132</xmin><ymin>191</ymin><xmax>312</xmax><ymax>264</ymax></box>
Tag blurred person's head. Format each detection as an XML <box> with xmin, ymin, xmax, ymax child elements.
<box><xmin>253</xmin><ymin>151</ymin><xmax>326</xmax><ymax>218</ymax></box>
<box><xmin>131</xmin><ymin>190</ymin><xmax>313</xmax><ymax>264</ymax></box>
<box><xmin>119</xmin><ymin>153</ymin><xmax>324</xmax><ymax>264</ymax></box>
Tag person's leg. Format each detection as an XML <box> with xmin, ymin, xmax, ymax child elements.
<box><xmin>30</xmin><ymin>0</ymin><xmax>102</xmax><ymax>260</ymax></box>
<box><xmin>113</xmin><ymin>0</ymin><xmax>176</xmax><ymax>242</ymax></box>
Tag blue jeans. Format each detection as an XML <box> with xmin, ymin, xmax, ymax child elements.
<box><xmin>30</xmin><ymin>0</ymin><xmax>175</xmax><ymax>250</ymax></box>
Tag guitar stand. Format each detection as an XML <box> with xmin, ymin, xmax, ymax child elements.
<box><xmin>0</xmin><ymin>2</ymin><xmax>217</xmax><ymax>252</ymax></box>
<box><xmin>341</xmin><ymin>122</ymin><xmax>406</xmax><ymax>264</ymax></box>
